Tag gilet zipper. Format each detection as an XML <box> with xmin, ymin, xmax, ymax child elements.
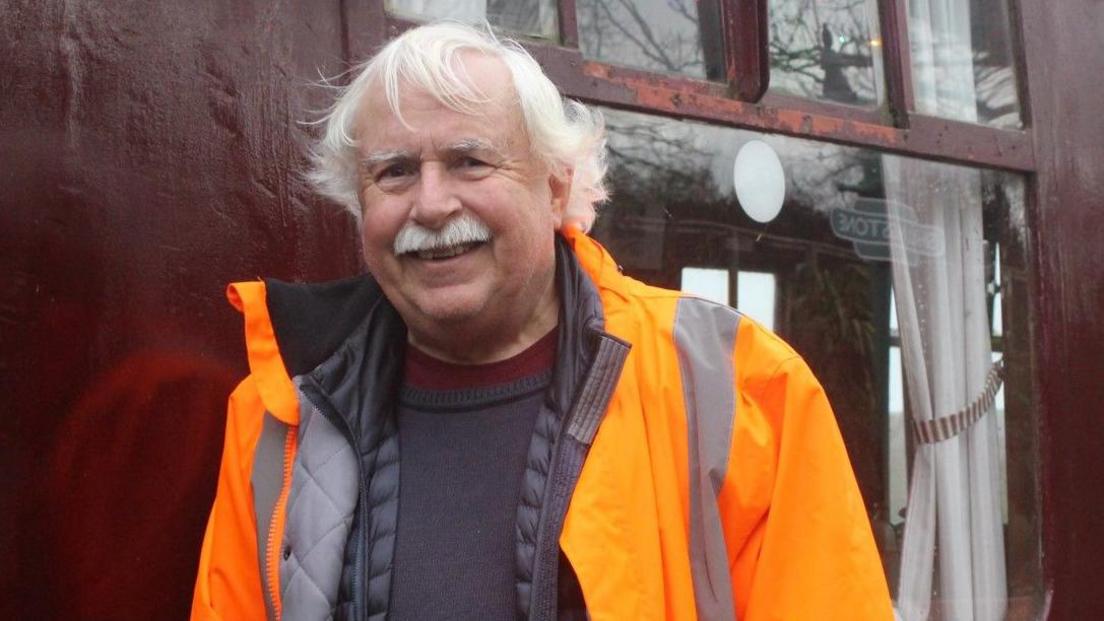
<box><xmin>265</xmin><ymin>427</ymin><xmax>298</xmax><ymax>621</ymax></box>
<box><xmin>298</xmin><ymin>380</ymin><xmax>371</xmax><ymax>621</ymax></box>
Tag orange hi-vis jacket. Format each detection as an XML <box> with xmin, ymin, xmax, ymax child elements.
<box><xmin>192</xmin><ymin>228</ymin><xmax>893</xmax><ymax>621</ymax></box>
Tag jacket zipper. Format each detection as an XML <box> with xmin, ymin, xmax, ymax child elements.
<box><xmin>532</xmin><ymin>433</ymin><xmax>587</xmax><ymax>620</ymax></box>
<box><xmin>266</xmin><ymin>427</ymin><xmax>298</xmax><ymax>621</ymax></box>
<box><xmin>298</xmin><ymin>379</ymin><xmax>371</xmax><ymax>621</ymax></box>
<box><xmin>532</xmin><ymin>330</ymin><xmax>629</xmax><ymax>620</ymax></box>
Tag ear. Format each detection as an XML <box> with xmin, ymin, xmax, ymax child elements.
<box><xmin>547</xmin><ymin>168</ymin><xmax>573</xmax><ymax>228</ymax></box>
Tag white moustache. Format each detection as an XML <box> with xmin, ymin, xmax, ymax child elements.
<box><xmin>392</xmin><ymin>214</ymin><xmax>493</xmax><ymax>255</ymax></box>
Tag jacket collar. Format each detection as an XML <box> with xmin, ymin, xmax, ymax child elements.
<box><xmin>228</xmin><ymin>230</ymin><xmax>620</xmax><ymax>424</ymax></box>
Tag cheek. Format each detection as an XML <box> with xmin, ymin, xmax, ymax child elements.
<box><xmin>359</xmin><ymin>219</ymin><xmax>381</xmax><ymax>253</ymax></box>
<box><xmin>359</xmin><ymin>217</ymin><xmax>398</xmax><ymax>271</ymax></box>
<box><xmin>360</xmin><ymin>198</ymin><xmax>403</xmax><ymax>244</ymax></box>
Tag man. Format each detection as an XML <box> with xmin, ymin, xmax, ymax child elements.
<box><xmin>192</xmin><ymin>22</ymin><xmax>892</xmax><ymax>621</ymax></box>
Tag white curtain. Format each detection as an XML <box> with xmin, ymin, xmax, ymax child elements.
<box><xmin>887</xmin><ymin>2</ymin><xmax>1006</xmax><ymax>619</ymax></box>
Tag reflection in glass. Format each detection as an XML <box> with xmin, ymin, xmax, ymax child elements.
<box><xmin>681</xmin><ymin>267</ymin><xmax>729</xmax><ymax>305</ymax></box>
<box><xmin>737</xmin><ymin>271</ymin><xmax>777</xmax><ymax>331</ymax></box>
<box><xmin>577</xmin><ymin>0</ymin><xmax>723</xmax><ymax>79</ymax></box>
<box><xmin>768</xmin><ymin>0</ymin><xmax>885</xmax><ymax>106</ymax></box>
<box><xmin>592</xmin><ymin>106</ymin><xmax>1040</xmax><ymax>617</ymax></box>
<box><xmin>386</xmin><ymin>0</ymin><xmax>559</xmax><ymax>41</ymax></box>
<box><xmin>909</xmin><ymin>0</ymin><xmax>1023</xmax><ymax>127</ymax></box>
<box><xmin>993</xmin><ymin>350</ymin><xmax>1008</xmax><ymax>523</ymax></box>
<box><xmin>886</xmin><ymin>339</ymin><xmax>905</xmax><ymax>593</ymax></box>
<box><xmin>887</xmin><ymin>342</ymin><xmax>906</xmax><ymax>523</ymax></box>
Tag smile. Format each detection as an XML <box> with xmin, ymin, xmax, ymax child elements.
<box><xmin>408</xmin><ymin>241</ymin><xmax>486</xmax><ymax>261</ymax></box>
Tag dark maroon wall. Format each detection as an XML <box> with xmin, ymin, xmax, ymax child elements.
<box><xmin>0</xmin><ymin>1</ymin><xmax>360</xmax><ymax>618</ymax></box>
<box><xmin>1019</xmin><ymin>1</ymin><xmax>1104</xmax><ymax>618</ymax></box>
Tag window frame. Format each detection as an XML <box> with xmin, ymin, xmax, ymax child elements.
<box><xmin>357</xmin><ymin>0</ymin><xmax>1034</xmax><ymax>173</ymax></box>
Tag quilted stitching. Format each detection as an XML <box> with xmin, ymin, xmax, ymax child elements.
<box><xmin>515</xmin><ymin>401</ymin><xmax>561</xmax><ymax>618</ymax></box>
<box><xmin>364</xmin><ymin>428</ymin><xmax>400</xmax><ymax>614</ymax></box>
<box><xmin>281</xmin><ymin>407</ymin><xmax>358</xmax><ymax>621</ymax></box>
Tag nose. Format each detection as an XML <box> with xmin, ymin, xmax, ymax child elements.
<box><xmin>410</xmin><ymin>162</ymin><xmax>462</xmax><ymax>229</ymax></box>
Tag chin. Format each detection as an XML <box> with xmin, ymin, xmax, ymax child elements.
<box><xmin>410</xmin><ymin>295</ymin><xmax>487</xmax><ymax>326</ymax></box>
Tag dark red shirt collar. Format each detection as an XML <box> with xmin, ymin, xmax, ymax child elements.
<box><xmin>403</xmin><ymin>327</ymin><xmax>558</xmax><ymax>390</ymax></box>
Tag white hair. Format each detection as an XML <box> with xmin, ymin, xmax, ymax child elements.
<box><xmin>306</xmin><ymin>21</ymin><xmax>609</xmax><ymax>231</ymax></box>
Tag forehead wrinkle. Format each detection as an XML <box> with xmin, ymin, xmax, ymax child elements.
<box><xmin>443</xmin><ymin>137</ymin><xmax>503</xmax><ymax>155</ymax></box>
<box><xmin>361</xmin><ymin>149</ymin><xmax>414</xmax><ymax>167</ymax></box>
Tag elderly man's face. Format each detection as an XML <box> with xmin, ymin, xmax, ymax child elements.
<box><xmin>355</xmin><ymin>54</ymin><xmax>569</xmax><ymax>356</ymax></box>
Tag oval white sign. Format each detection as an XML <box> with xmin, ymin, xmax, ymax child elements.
<box><xmin>733</xmin><ymin>140</ymin><xmax>786</xmax><ymax>224</ymax></box>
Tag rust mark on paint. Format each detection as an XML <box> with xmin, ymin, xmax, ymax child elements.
<box><xmin>587</xmin><ymin>67</ymin><xmax>904</xmax><ymax>147</ymax></box>
<box><xmin>569</xmin><ymin>57</ymin><xmax>1032</xmax><ymax>171</ymax></box>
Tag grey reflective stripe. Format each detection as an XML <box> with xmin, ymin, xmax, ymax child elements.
<box><xmin>252</xmin><ymin>412</ymin><xmax>290</xmax><ymax>621</ymax></box>
<box><xmin>674</xmin><ymin>297</ymin><xmax>740</xmax><ymax>621</ymax></box>
<box><xmin>566</xmin><ymin>333</ymin><xmax>631</xmax><ymax>445</ymax></box>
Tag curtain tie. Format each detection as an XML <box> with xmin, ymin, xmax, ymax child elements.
<box><xmin>912</xmin><ymin>359</ymin><xmax>1005</xmax><ymax>444</ymax></box>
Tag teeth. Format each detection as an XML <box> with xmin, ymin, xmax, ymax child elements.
<box><xmin>414</xmin><ymin>242</ymin><xmax>480</xmax><ymax>260</ymax></box>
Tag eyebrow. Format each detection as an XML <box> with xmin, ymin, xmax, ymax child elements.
<box><xmin>360</xmin><ymin>138</ymin><xmax>504</xmax><ymax>168</ymax></box>
<box><xmin>446</xmin><ymin>138</ymin><xmax>499</xmax><ymax>155</ymax></box>
<box><xmin>360</xmin><ymin>149</ymin><xmax>415</xmax><ymax>168</ymax></box>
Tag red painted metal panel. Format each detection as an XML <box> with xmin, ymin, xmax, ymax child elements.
<box><xmin>557</xmin><ymin>0</ymin><xmax>579</xmax><ymax>48</ymax></box>
<box><xmin>1017</xmin><ymin>0</ymin><xmax>1104</xmax><ymax>617</ymax></box>
<box><xmin>719</xmin><ymin>0</ymin><xmax>770</xmax><ymax>102</ymax></box>
<box><xmin>877</xmin><ymin>0</ymin><xmax>915</xmax><ymax>127</ymax></box>
<box><xmin>0</xmin><ymin>1</ymin><xmax>360</xmax><ymax>618</ymax></box>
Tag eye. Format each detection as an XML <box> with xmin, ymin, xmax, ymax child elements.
<box><xmin>456</xmin><ymin>156</ymin><xmax>488</xmax><ymax>169</ymax></box>
<box><xmin>452</xmin><ymin>156</ymin><xmax>494</xmax><ymax>179</ymax></box>
<box><xmin>376</xmin><ymin>162</ymin><xmax>416</xmax><ymax>181</ymax></box>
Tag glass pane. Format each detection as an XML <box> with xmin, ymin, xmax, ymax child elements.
<box><xmin>887</xmin><ymin>345</ymin><xmax>906</xmax><ymax>527</ymax></box>
<box><xmin>577</xmin><ymin>0</ymin><xmax>723</xmax><ymax>80</ymax></box>
<box><xmin>592</xmin><ymin>106</ymin><xmax>1042</xmax><ymax>617</ymax></box>
<box><xmin>681</xmin><ymin>267</ymin><xmax>730</xmax><ymax>305</ymax></box>
<box><xmin>737</xmin><ymin>271</ymin><xmax>777</xmax><ymax>331</ymax></box>
<box><xmin>768</xmin><ymin>0</ymin><xmax>885</xmax><ymax>106</ymax></box>
<box><xmin>993</xmin><ymin>350</ymin><xmax>1008</xmax><ymax>523</ymax></box>
<box><xmin>386</xmin><ymin>0</ymin><xmax>559</xmax><ymax>41</ymax></box>
<box><xmin>992</xmin><ymin>243</ymin><xmax>1003</xmax><ymax>336</ymax></box>
<box><xmin>908</xmin><ymin>0</ymin><xmax>1023</xmax><ymax>128</ymax></box>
